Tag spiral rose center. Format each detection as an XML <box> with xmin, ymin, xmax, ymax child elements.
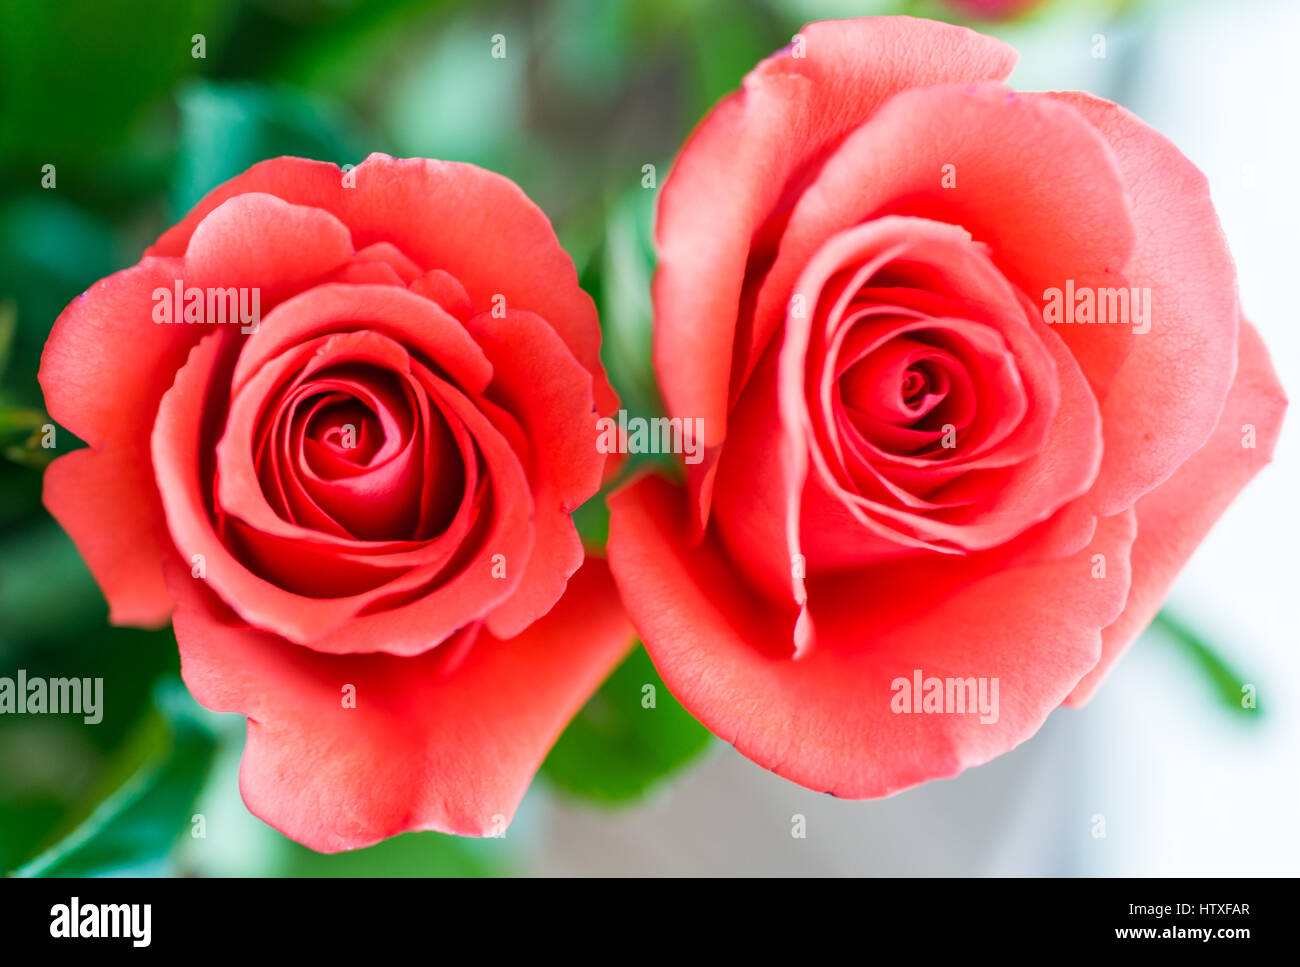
<box><xmin>305</xmin><ymin>396</ymin><xmax>384</xmax><ymax>467</ymax></box>
<box><xmin>838</xmin><ymin>335</ymin><xmax>975</xmax><ymax>458</ymax></box>
<box><xmin>899</xmin><ymin>368</ymin><xmax>926</xmax><ymax>404</ymax></box>
<box><xmin>245</xmin><ymin>356</ymin><xmax>468</xmax><ymax>545</ymax></box>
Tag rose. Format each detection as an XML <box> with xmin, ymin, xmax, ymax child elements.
<box><xmin>40</xmin><ymin>154</ymin><xmax>633</xmax><ymax>850</ymax></box>
<box><xmin>608</xmin><ymin>18</ymin><xmax>1285</xmax><ymax>798</ymax></box>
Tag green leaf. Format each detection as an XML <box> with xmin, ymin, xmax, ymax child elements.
<box><xmin>577</xmin><ymin>187</ymin><xmax>682</xmax><ymax>513</ymax></box>
<box><xmin>541</xmin><ymin>644</ymin><xmax>713</xmax><ymax>804</ymax></box>
<box><xmin>596</xmin><ymin>187</ymin><xmax>659</xmax><ymax>416</ymax></box>
<box><xmin>1150</xmin><ymin>609</ymin><xmax>1261</xmax><ymax>722</ymax></box>
<box><xmin>14</xmin><ymin>679</ymin><xmax>218</xmax><ymax>877</ymax></box>
<box><xmin>584</xmin><ymin>187</ymin><xmax>682</xmax><ymax>465</ymax></box>
<box><xmin>571</xmin><ymin>493</ymin><xmax>611</xmax><ymax>553</ymax></box>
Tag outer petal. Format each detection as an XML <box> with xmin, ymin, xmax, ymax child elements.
<box><xmin>609</xmin><ymin>475</ymin><xmax>1135</xmax><ymax>798</ymax></box>
<box><xmin>653</xmin><ymin>17</ymin><xmax>1017</xmax><ymax>528</ymax></box>
<box><xmin>148</xmin><ymin>154</ymin><xmax>616</xmax><ymax>414</ymax></box>
<box><xmin>39</xmin><ymin>261</ymin><xmax>184</xmax><ymax>622</ymax></box>
<box><xmin>1067</xmin><ymin>321</ymin><xmax>1286</xmax><ymax>705</ymax></box>
<box><xmin>39</xmin><ymin>196</ymin><xmax>355</xmax><ymax>624</ymax></box>
<box><xmin>1037</xmin><ymin>91</ymin><xmax>1242</xmax><ymax>514</ymax></box>
<box><xmin>41</xmin><ymin>446</ymin><xmax>173</xmax><ymax>625</ymax></box>
<box><xmin>173</xmin><ymin>556</ymin><xmax>634</xmax><ymax>852</ymax></box>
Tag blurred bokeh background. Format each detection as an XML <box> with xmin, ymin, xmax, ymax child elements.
<box><xmin>1</xmin><ymin>0</ymin><xmax>1295</xmax><ymax>875</ymax></box>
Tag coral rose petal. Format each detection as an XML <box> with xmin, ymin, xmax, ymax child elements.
<box><xmin>173</xmin><ymin>556</ymin><xmax>633</xmax><ymax>852</ymax></box>
<box><xmin>1067</xmin><ymin>321</ymin><xmax>1286</xmax><ymax>705</ymax></box>
<box><xmin>1039</xmin><ymin>91</ymin><xmax>1242</xmax><ymax>514</ymax></box>
<box><xmin>467</xmin><ymin>310</ymin><xmax>601</xmax><ymax>639</ymax></box>
<box><xmin>42</xmin><ymin>446</ymin><xmax>174</xmax><ymax>626</ymax></box>
<box><xmin>609</xmin><ymin>474</ymin><xmax>1135</xmax><ymax>798</ymax></box>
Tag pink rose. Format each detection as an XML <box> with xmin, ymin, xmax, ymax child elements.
<box><xmin>609</xmin><ymin>18</ymin><xmax>1286</xmax><ymax>797</ymax></box>
<box><xmin>41</xmin><ymin>155</ymin><xmax>633</xmax><ymax>850</ymax></box>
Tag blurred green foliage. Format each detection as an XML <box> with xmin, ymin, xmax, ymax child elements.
<box><xmin>543</xmin><ymin>645</ymin><xmax>713</xmax><ymax>803</ymax></box>
<box><xmin>1149</xmin><ymin>611</ymin><xmax>1263</xmax><ymax>723</ymax></box>
<box><xmin>15</xmin><ymin>679</ymin><xmax>217</xmax><ymax>877</ymax></box>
